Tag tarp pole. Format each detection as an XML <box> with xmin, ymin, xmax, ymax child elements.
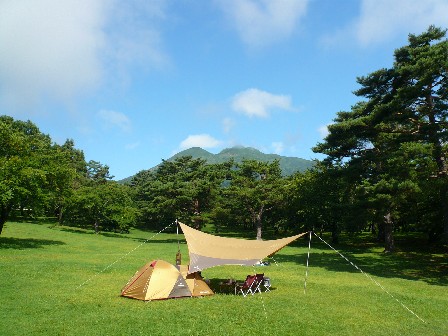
<box><xmin>176</xmin><ymin>219</ymin><xmax>179</xmax><ymax>250</ymax></box>
<box><xmin>175</xmin><ymin>219</ymin><xmax>182</xmax><ymax>265</ymax></box>
<box><xmin>304</xmin><ymin>230</ymin><xmax>312</xmax><ymax>294</ymax></box>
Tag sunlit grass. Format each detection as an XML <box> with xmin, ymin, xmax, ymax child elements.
<box><xmin>0</xmin><ymin>221</ymin><xmax>447</xmax><ymax>335</ymax></box>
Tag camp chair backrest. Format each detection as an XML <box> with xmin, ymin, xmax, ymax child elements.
<box><xmin>235</xmin><ymin>274</ymin><xmax>259</xmax><ymax>297</ymax></box>
<box><xmin>245</xmin><ymin>275</ymin><xmax>256</xmax><ymax>286</ymax></box>
<box><xmin>252</xmin><ymin>274</ymin><xmax>264</xmax><ymax>294</ymax></box>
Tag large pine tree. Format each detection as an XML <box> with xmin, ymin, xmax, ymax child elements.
<box><xmin>314</xmin><ymin>26</ymin><xmax>448</xmax><ymax>249</ymax></box>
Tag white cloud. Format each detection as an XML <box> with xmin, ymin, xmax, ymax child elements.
<box><xmin>271</xmin><ymin>141</ymin><xmax>284</xmax><ymax>154</ymax></box>
<box><xmin>0</xmin><ymin>0</ymin><xmax>169</xmax><ymax>110</ymax></box>
<box><xmin>323</xmin><ymin>0</ymin><xmax>448</xmax><ymax>47</ymax></box>
<box><xmin>125</xmin><ymin>142</ymin><xmax>140</xmax><ymax>150</ymax></box>
<box><xmin>356</xmin><ymin>0</ymin><xmax>448</xmax><ymax>46</ymax></box>
<box><xmin>98</xmin><ymin>109</ymin><xmax>132</xmax><ymax>132</ymax></box>
<box><xmin>179</xmin><ymin>134</ymin><xmax>222</xmax><ymax>150</ymax></box>
<box><xmin>231</xmin><ymin>88</ymin><xmax>293</xmax><ymax>118</ymax></box>
<box><xmin>106</xmin><ymin>1</ymin><xmax>170</xmax><ymax>86</ymax></box>
<box><xmin>318</xmin><ymin>125</ymin><xmax>329</xmax><ymax>138</ymax></box>
<box><xmin>222</xmin><ymin>117</ymin><xmax>236</xmax><ymax>133</ymax></box>
<box><xmin>0</xmin><ymin>0</ymin><xmax>106</xmax><ymax>107</ymax></box>
<box><xmin>217</xmin><ymin>0</ymin><xmax>308</xmax><ymax>48</ymax></box>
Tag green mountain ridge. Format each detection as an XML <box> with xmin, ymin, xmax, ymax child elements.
<box><xmin>120</xmin><ymin>146</ymin><xmax>314</xmax><ymax>183</ymax></box>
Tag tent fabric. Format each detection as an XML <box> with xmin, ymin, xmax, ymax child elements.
<box><xmin>179</xmin><ymin>222</ymin><xmax>306</xmax><ymax>273</ymax></box>
<box><xmin>178</xmin><ymin>265</ymin><xmax>214</xmax><ymax>296</ymax></box>
<box><xmin>121</xmin><ymin>260</ymin><xmax>213</xmax><ymax>301</ymax></box>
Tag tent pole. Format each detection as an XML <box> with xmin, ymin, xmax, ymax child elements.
<box><xmin>304</xmin><ymin>230</ymin><xmax>312</xmax><ymax>294</ymax></box>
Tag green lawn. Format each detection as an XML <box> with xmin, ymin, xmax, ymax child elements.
<box><xmin>0</xmin><ymin>221</ymin><xmax>447</xmax><ymax>335</ymax></box>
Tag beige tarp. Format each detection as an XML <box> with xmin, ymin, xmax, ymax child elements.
<box><xmin>179</xmin><ymin>222</ymin><xmax>306</xmax><ymax>273</ymax></box>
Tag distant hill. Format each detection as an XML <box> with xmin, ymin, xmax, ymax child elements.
<box><xmin>119</xmin><ymin>146</ymin><xmax>314</xmax><ymax>183</ymax></box>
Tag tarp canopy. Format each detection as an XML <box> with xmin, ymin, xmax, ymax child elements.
<box><xmin>179</xmin><ymin>222</ymin><xmax>306</xmax><ymax>273</ymax></box>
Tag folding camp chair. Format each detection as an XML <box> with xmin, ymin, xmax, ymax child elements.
<box><xmin>262</xmin><ymin>277</ymin><xmax>271</xmax><ymax>292</ymax></box>
<box><xmin>252</xmin><ymin>273</ymin><xmax>264</xmax><ymax>294</ymax></box>
<box><xmin>235</xmin><ymin>275</ymin><xmax>257</xmax><ymax>297</ymax></box>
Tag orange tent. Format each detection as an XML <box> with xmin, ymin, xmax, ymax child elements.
<box><xmin>121</xmin><ymin>260</ymin><xmax>213</xmax><ymax>301</ymax></box>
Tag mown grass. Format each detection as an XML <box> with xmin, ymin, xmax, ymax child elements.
<box><xmin>0</xmin><ymin>221</ymin><xmax>447</xmax><ymax>335</ymax></box>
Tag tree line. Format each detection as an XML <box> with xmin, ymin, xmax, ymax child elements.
<box><xmin>1</xmin><ymin>27</ymin><xmax>447</xmax><ymax>251</ymax></box>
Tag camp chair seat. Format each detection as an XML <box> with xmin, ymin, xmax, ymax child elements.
<box><xmin>235</xmin><ymin>274</ymin><xmax>264</xmax><ymax>297</ymax></box>
<box><xmin>235</xmin><ymin>275</ymin><xmax>255</xmax><ymax>296</ymax></box>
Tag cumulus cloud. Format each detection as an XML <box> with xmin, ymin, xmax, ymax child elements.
<box><xmin>318</xmin><ymin>125</ymin><xmax>329</xmax><ymax>138</ymax></box>
<box><xmin>106</xmin><ymin>1</ymin><xmax>169</xmax><ymax>85</ymax></box>
<box><xmin>0</xmin><ymin>0</ymin><xmax>106</xmax><ymax>107</ymax></box>
<box><xmin>125</xmin><ymin>142</ymin><xmax>140</xmax><ymax>150</ymax></box>
<box><xmin>179</xmin><ymin>134</ymin><xmax>222</xmax><ymax>150</ymax></box>
<box><xmin>222</xmin><ymin>117</ymin><xmax>236</xmax><ymax>133</ymax></box>
<box><xmin>231</xmin><ymin>88</ymin><xmax>293</xmax><ymax>118</ymax></box>
<box><xmin>323</xmin><ymin>0</ymin><xmax>448</xmax><ymax>47</ymax></box>
<box><xmin>98</xmin><ymin>109</ymin><xmax>132</xmax><ymax>132</ymax></box>
<box><xmin>271</xmin><ymin>141</ymin><xmax>284</xmax><ymax>154</ymax></box>
<box><xmin>217</xmin><ymin>0</ymin><xmax>308</xmax><ymax>48</ymax></box>
<box><xmin>0</xmin><ymin>0</ymin><xmax>168</xmax><ymax>110</ymax></box>
<box><xmin>356</xmin><ymin>0</ymin><xmax>448</xmax><ymax>46</ymax></box>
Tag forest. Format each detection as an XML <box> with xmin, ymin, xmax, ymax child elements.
<box><xmin>1</xmin><ymin>27</ymin><xmax>447</xmax><ymax>252</ymax></box>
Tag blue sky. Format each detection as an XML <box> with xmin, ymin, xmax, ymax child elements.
<box><xmin>1</xmin><ymin>0</ymin><xmax>448</xmax><ymax>180</ymax></box>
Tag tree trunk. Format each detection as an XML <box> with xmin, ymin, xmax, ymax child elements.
<box><xmin>0</xmin><ymin>204</ymin><xmax>12</xmax><ymax>235</ymax></box>
<box><xmin>331</xmin><ymin>229</ymin><xmax>339</xmax><ymax>244</ymax></box>
<box><xmin>193</xmin><ymin>199</ymin><xmax>201</xmax><ymax>230</ymax></box>
<box><xmin>427</xmin><ymin>95</ymin><xmax>448</xmax><ymax>243</ymax></box>
<box><xmin>0</xmin><ymin>215</ymin><xmax>6</xmax><ymax>235</ymax></box>
<box><xmin>377</xmin><ymin>219</ymin><xmax>385</xmax><ymax>242</ymax></box>
<box><xmin>94</xmin><ymin>220</ymin><xmax>99</xmax><ymax>234</ymax></box>
<box><xmin>441</xmin><ymin>183</ymin><xmax>448</xmax><ymax>243</ymax></box>
<box><xmin>255</xmin><ymin>206</ymin><xmax>264</xmax><ymax>240</ymax></box>
<box><xmin>58</xmin><ymin>208</ymin><xmax>63</xmax><ymax>224</ymax></box>
<box><xmin>256</xmin><ymin>219</ymin><xmax>262</xmax><ymax>240</ymax></box>
<box><xmin>383</xmin><ymin>212</ymin><xmax>395</xmax><ymax>253</ymax></box>
<box><xmin>443</xmin><ymin>217</ymin><xmax>448</xmax><ymax>244</ymax></box>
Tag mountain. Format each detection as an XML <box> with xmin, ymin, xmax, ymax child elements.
<box><xmin>119</xmin><ymin>146</ymin><xmax>314</xmax><ymax>183</ymax></box>
<box><xmin>173</xmin><ymin>146</ymin><xmax>314</xmax><ymax>175</ymax></box>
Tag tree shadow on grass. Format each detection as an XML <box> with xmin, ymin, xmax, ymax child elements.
<box><xmin>56</xmin><ymin>227</ymin><xmax>181</xmax><ymax>245</ymax></box>
<box><xmin>58</xmin><ymin>227</ymin><xmax>132</xmax><ymax>239</ymax></box>
<box><xmin>55</xmin><ymin>225</ymin><xmax>177</xmax><ymax>240</ymax></box>
<box><xmin>131</xmin><ymin>238</ymin><xmax>181</xmax><ymax>244</ymax></box>
<box><xmin>0</xmin><ymin>237</ymin><xmax>66</xmax><ymax>250</ymax></box>
<box><xmin>274</xmin><ymin>239</ymin><xmax>448</xmax><ymax>286</ymax></box>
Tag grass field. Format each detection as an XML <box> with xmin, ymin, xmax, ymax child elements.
<box><xmin>1</xmin><ymin>221</ymin><xmax>447</xmax><ymax>335</ymax></box>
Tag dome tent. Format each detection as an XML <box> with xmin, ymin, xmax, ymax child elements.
<box><xmin>121</xmin><ymin>259</ymin><xmax>213</xmax><ymax>301</ymax></box>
